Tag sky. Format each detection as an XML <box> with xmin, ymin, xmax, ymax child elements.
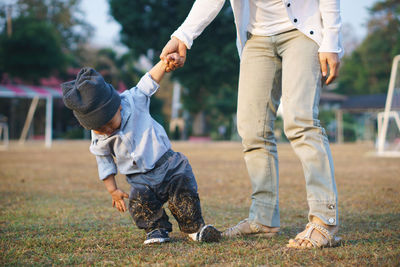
<box><xmin>80</xmin><ymin>0</ymin><xmax>380</xmax><ymax>51</ymax></box>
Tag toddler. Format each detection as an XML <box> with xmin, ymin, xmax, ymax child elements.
<box><xmin>61</xmin><ymin>59</ymin><xmax>221</xmax><ymax>244</ymax></box>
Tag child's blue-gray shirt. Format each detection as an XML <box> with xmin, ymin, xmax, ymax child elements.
<box><xmin>89</xmin><ymin>73</ymin><xmax>171</xmax><ymax>180</ymax></box>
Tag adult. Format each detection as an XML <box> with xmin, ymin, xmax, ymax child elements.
<box><xmin>161</xmin><ymin>0</ymin><xmax>342</xmax><ymax>249</ymax></box>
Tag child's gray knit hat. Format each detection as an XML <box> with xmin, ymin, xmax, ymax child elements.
<box><xmin>61</xmin><ymin>67</ymin><xmax>121</xmax><ymax>130</ymax></box>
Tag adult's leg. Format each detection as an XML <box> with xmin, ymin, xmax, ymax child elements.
<box><xmin>237</xmin><ymin>33</ymin><xmax>282</xmax><ymax>227</ymax></box>
<box><xmin>278</xmin><ymin>30</ymin><xmax>339</xmax><ymax>247</ymax></box>
<box><xmin>278</xmin><ymin>30</ymin><xmax>338</xmax><ymax>226</ymax></box>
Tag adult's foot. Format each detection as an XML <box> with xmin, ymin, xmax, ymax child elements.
<box><xmin>223</xmin><ymin>219</ymin><xmax>279</xmax><ymax>238</ymax></box>
<box><xmin>287</xmin><ymin>217</ymin><xmax>340</xmax><ymax>249</ymax></box>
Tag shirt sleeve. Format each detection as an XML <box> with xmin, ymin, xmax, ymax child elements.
<box><xmin>95</xmin><ymin>155</ymin><xmax>117</xmax><ymax>180</ymax></box>
<box><xmin>136</xmin><ymin>72</ymin><xmax>160</xmax><ymax>97</ymax></box>
<box><xmin>89</xmin><ymin>131</ymin><xmax>117</xmax><ymax>180</ymax></box>
<box><xmin>171</xmin><ymin>0</ymin><xmax>226</xmax><ymax>49</ymax></box>
<box><xmin>318</xmin><ymin>0</ymin><xmax>343</xmax><ymax>56</ymax></box>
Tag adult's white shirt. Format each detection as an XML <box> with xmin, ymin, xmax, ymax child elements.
<box><xmin>247</xmin><ymin>0</ymin><xmax>295</xmax><ymax>36</ymax></box>
<box><xmin>172</xmin><ymin>0</ymin><xmax>343</xmax><ymax>58</ymax></box>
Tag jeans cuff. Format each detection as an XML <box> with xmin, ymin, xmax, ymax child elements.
<box><xmin>308</xmin><ymin>200</ymin><xmax>338</xmax><ymax>226</ymax></box>
<box><xmin>249</xmin><ymin>201</ymin><xmax>280</xmax><ymax>227</ymax></box>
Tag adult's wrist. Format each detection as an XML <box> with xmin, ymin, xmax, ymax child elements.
<box><xmin>171</xmin><ymin>32</ymin><xmax>191</xmax><ymax>49</ymax></box>
<box><xmin>171</xmin><ymin>36</ymin><xmax>185</xmax><ymax>47</ymax></box>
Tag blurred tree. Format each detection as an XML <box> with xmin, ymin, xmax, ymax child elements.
<box><xmin>341</xmin><ymin>23</ymin><xmax>360</xmax><ymax>56</ymax></box>
<box><xmin>109</xmin><ymin>0</ymin><xmax>239</xmax><ymax>137</ymax></box>
<box><xmin>0</xmin><ymin>0</ymin><xmax>93</xmax><ymax>52</ymax></box>
<box><xmin>94</xmin><ymin>48</ymin><xmax>120</xmax><ymax>85</ymax></box>
<box><xmin>337</xmin><ymin>0</ymin><xmax>400</xmax><ymax>95</ymax></box>
<box><xmin>0</xmin><ymin>16</ymin><xmax>66</xmax><ymax>83</ymax></box>
<box><xmin>0</xmin><ymin>0</ymin><xmax>93</xmax><ymax>82</ymax></box>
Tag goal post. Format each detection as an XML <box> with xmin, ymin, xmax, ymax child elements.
<box><xmin>377</xmin><ymin>55</ymin><xmax>400</xmax><ymax>157</ymax></box>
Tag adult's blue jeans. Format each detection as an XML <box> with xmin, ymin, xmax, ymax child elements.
<box><xmin>237</xmin><ymin>29</ymin><xmax>338</xmax><ymax>227</ymax></box>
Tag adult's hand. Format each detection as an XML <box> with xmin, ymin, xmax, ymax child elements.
<box><xmin>319</xmin><ymin>52</ymin><xmax>340</xmax><ymax>85</ymax></box>
<box><xmin>160</xmin><ymin>37</ymin><xmax>187</xmax><ymax>72</ymax></box>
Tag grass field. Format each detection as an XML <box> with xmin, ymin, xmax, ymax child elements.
<box><xmin>1</xmin><ymin>141</ymin><xmax>399</xmax><ymax>266</ymax></box>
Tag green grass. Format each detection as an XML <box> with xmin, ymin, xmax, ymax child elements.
<box><xmin>1</xmin><ymin>141</ymin><xmax>399</xmax><ymax>266</ymax></box>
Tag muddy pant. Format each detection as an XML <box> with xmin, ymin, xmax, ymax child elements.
<box><xmin>126</xmin><ymin>149</ymin><xmax>204</xmax><ymax>233</ymax></box>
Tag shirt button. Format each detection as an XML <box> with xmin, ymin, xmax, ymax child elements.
<box><xmin>328</xmin><ymin>204</ymin><xmax>335</xmax><ymax>210</ymax></box>
<box><xmin>287</xmin><ymin>3</ymin><xmax>291</xmax><ymax>7</ymax></box>
<box><xmin>328</xmin><ymin>218</ymin><xmax>335</xmax><ymax>224</ymax></box>
<box><xmin>310</xmin><ymin>30</ymin><xmax>314</xmax><ymax>35</ymax></box>
<box><xmin>294</xmin><ymin>18</ymin><xmax>298</xmax><ymax>23</ymax></box>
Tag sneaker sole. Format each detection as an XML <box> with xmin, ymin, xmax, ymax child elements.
<box><xmin>199</xmin><ymin>225</ymin><xmax>222</xmax><ymax>242</ymax></box>
<box><xmin>143</xmin><ymin>237</ymin><xmax>171</xmax><ymax>245</ymax></box>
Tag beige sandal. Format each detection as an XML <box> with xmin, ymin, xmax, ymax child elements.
<box><xmin>287</xmin><ymin>222</ymin><xmax>341</xmax><ymax>249</ymax></box>
<box><xmin>223</xmin><ymin>219</ymin><xmax>279</xmax><ymax>238</ymax></box>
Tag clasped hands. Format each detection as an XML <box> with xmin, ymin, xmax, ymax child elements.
<box><xmin>160</xmin><ymin>37</ymin><xmax>187</xmax><ymax>72</ymax></box>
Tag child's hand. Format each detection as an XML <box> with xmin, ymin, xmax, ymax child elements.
<box><xmin>110</xmin><ymin>189</ymin><xmax>129</xmax><ymax>212</ymax></box>
<box><xmin>163</xmin><ymin>53</ymin><xmax>181</xmax><ymax>72</ymax></box>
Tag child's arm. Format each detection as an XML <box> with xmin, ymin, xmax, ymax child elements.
<box><xmin>149</xmin><ymin>53</ymin><xmax>180</xmax><ymax>83</ymax></box>
<box><xmin>149</xmin><ymin>61</ymin><xmax>167</xmax><ymax>84</ymax></box>
<box><xmin>103</xmin><ymin>174</ymin><xmax>129</xmax><ymax>212</ymax></box>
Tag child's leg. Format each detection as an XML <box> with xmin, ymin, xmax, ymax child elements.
<box><xmin>163</xmin><ymin>161</ymin><xmax>221</xmax><ymax>242</ymax></box>
<box><xmin>155</xmin><ymin>151</ymin><xmax>205</xmax><ymax>233</ymax></box>
<box><xmin>166</xmin><ymin>173</ymin><xmax>205</xmax><ymax>233</ymax></box>
<box><xmin>128</xmin><ymin>183</ymin><xmax>172</xmax><ymax>233</ymax></box>
<box><xmin>148</xmin><ymin>150</ymin><xmax>221</xmax><ymax>242</ymax></box>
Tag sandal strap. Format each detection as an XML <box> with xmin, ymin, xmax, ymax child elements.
<box><xmin>306</xmin><ymin>222</ymin><xmax>334</xmax><ymax>246</ymax></box>
<box><xmin>302</xmin><ymin>236</ymin><xmax>319</xmax><ymax>248</ymax></box>
<box><xmin>224</xmin><ymin>219</ymin><xmax>248</xmax><ymax>236</ymax></box>
<box><xmin>249</xmin><ymin>220</ymin><xmax>262</xmax><ymax>232</ymax></box>
<box><xmin>294</xmin><ymin>222</ymin><xmax>334</xmax><ymax>248</ymax></box>
<box><xmin>301</xmin><ymin>223</ymin><xmax>322</xmax><ymax>248</ymax></box>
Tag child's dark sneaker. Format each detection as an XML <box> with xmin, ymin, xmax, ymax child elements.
<box><xmin>143</xmin><ymin>229</ymin><xmax>170</xmax><ymax>245</ymax></box>
<box><xmin>188</xmin><ymin>224</ymin><xmax>221</xmax><ymax>242</ymax></box>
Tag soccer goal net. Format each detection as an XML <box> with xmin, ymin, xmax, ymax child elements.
<box><xmin>377</xmin><ymin>55</ymin><xmax>400</xmax><ymax>157</ymax></box>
